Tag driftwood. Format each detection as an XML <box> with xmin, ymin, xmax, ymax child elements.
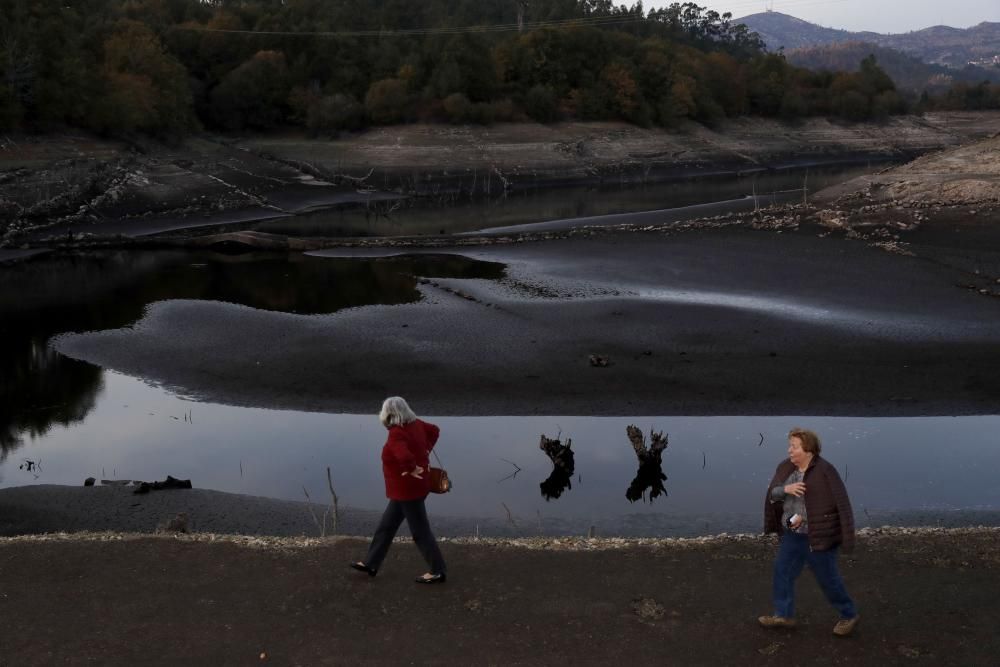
<box><xmin>539</xmin><ymin>434</ymin><xmax>575</xmax><ymax>501</ymax></box>
<box><xmin>133</xmin><ymin>475</ymin><xmax>193</xmax><ymax>495</ymax></box>
<box><xmin>625</xmin><ymin>425</ymin><xmax>668</xmax><ymax>503</ymax></box>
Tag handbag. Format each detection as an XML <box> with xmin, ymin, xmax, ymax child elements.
<box><xmin>428</xmin><ymin>450</ymin><xmax>452</xmax><ymax>494</ymax></box>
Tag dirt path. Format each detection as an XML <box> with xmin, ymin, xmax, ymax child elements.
<box><xmin>0</xmin><ymin>529</ymin><xmax>996</xmax><ymax>665</ymax></box>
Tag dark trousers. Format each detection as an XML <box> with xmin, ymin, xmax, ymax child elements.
<box><xmin>773</xmin><ymin>532</ymin><xmax>857</xmax><ymax>619</ymax></box>
<box><xmin>364</xmin><ymin>497</ymin><xmax>447</xmax><ymax>575</ymax></box>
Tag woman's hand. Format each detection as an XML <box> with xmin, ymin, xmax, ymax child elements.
<box><xmin>403</xmin><ymin>465</ymin><xmax>425</xmax><ymax>479</ymax></box>
<box><xmin>784</xmin><ymin>482</ymin><xmax>806</xmax><ymax>497</ymax></box>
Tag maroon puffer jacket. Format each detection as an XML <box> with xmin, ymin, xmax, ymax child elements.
<box><xmin>381</xmin><ymin>419</ymin><xmax>440</xmax><ymax>501</ymax></box>
<box><xmin>764</xmin><ymin>456</ymin><xmax>855</xmax><ymax>553</ymax></box>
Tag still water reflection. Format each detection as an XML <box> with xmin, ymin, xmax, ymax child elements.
<box><xmin>3</xmin><ymin>372</ymin><xmax>998</xmax><ymax>536</ymax></box>
<box><xmin>220</xmin><ymin>164</ymin><xmax>881</xmax><ymax>238</ymax></box>
<box><xmin>0</xmin><ymin>251</ymin><xmax>504</xmax><ymax>460</ymax></box>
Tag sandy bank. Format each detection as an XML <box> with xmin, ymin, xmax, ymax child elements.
<box><xmin>4</xmin><ymin>113</ymin><xmax>1000</xmax><ymax>244</ymax></box>
<box><xmin>51</xmin><ymin>227</ymin><xmax>1000</xmax><ymax>417</ymax></box>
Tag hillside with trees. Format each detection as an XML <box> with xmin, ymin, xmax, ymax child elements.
<box><xmin>1</xmin><ymin>0</ymin><xmax>918</xmax><ymax>138</ymax></box>
<box><xmin>787</xmin><ymin>42</ymin><xmax>1000</xmax><ymax>93</ymax></box>
<box><xmin>738</xmin><ymin>11</ymin><xmax>1000</xmax><ymax>70</ymax></box>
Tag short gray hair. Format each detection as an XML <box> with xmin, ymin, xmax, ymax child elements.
<box><xmin>379</xmin><ymin>396</ymin><xmax>417</xmax><ymax>428</ymax></box>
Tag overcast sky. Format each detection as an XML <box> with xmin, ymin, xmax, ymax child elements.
<box><xmin>646</xmin><ymin>0</ymin><xmax>1000</xmax><ymax>34</ymax></box>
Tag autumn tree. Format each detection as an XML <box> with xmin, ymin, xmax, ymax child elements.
<box><xmin>95</xmin><ymin>19</ymin><xmax>196</xmax><ymax>136</ymax></box>
<box><xmin>210</xmin><ymin>50</ymin><xmax>290</xmax><ymax>130</ymax></box>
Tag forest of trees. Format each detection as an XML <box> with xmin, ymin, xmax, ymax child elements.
<box><xmin>0</xmin><ymin>0</ymin><xmax>993</xmax><ymax>139</ymax></box>
<box><xmin>787</xmin><ymin>41</ymin><xmax>1000</xmax><ymax>94</ymax></box>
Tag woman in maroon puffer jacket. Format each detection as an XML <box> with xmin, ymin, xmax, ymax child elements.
<box><xmin>351</xmin><ymin>396</ymin><xmax>447</xmax><ymax>584</ymax></box>
<box><xmin>758</xmin><ymin>428</ymin><xmax>859</xmax><ymax>636</ymax></box>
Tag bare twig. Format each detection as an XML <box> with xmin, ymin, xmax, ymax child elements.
<box><xmin>302</xmin><ymin>486</ymin><xmax>323</xmax><ymax>536</ymax></box>
<box><xmin>498</xmin><ymin>458</ymin><xmax>522</xmax><ymax>483</ymax></box>
<box><xmin>326</xmin><ymin>466</ymin><xmax>339</xmax><ymax>536</ymax></box>
<box><xmin>501</xmin><ymin>502</ymin><xmax>517</xmax><ymax>528</ymax></box>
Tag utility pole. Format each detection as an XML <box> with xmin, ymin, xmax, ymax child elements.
<box><xmin>516</xmin><ymin>1</ymin><xmax>529</xmax><ymax>32</ymax></box>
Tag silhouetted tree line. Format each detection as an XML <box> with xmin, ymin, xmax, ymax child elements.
<box><xmin>1</xmin><ymin>0</ymin><xmax>919</xmax><ymax>137</ymax></box>
<box><xmin>787</xmin><ymin>41</ymin><xmax>1000</xmax><ymax>94</ymax></box>
<box><xmin>920</xmin><ymin>81</ymin><xmax>1000</xmax><ymax>112</ymax></box>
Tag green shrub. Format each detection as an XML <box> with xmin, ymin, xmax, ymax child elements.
<box><xmin>523</xmin><ymin>84</ymin><xmax>557</xmax><ymax>123</ymax></box>
<box><xmin>365</xmin><ymin>78</ymin><xmax>409</xmax><ymax>125</ymax></box>
<box><xmin>307</xmin><ymin>93</ymin><xmax>366</xmax><ymax>134</ymax></box>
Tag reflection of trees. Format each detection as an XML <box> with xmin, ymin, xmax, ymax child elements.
<box><xmin>625</xmin><ymin>425</ymin><xmax>668</xmax><ymax>503</ymax></box>
<box><xmin>0</xmin><ymin>250</ymin><xmax>505</xmax><ymax>461</ymax></box>
<box><xmin>0</xmin><ymin>344</ymin><xmax>102</xmax><ymax>460</ymax></box>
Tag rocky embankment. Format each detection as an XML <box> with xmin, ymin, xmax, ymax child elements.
<box><xmin>3</xmin><ymin>112</ymin><xmax>1000</xmax><ymax>245</ymax></box>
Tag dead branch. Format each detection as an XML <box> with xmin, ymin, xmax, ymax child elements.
<box><xmin>501</xmin><ymin>501</ymin><xmax>517</xmax><ymax>528</ymax></box>
<box><xmin>302</xmin><ymin>486</ymin><xmax>323</xmax><ymax>536</ymax></box>
<box><xmin>326</xmin><ymin>466</ymin><xmax>339</xmax><ymax>536</ymax></box>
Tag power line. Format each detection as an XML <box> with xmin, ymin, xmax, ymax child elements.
<box><xmin>169</xmin><ymin>14</ymin><xmax>648</xmax><ymax>38</ymax></box>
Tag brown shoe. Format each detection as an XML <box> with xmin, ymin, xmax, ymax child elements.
<box><xmin>833</xmin><ymin>615</ymin><xmax>860</xmax><ymax>637</ymax></box>
<box><xmin>758</xmin><ymin>615</ymin><xmax>797</xmax><ymax>629</ymax></box>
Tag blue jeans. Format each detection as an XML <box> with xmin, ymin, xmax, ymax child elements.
<box><xmin>772</xmin><ymin>532</ymin><xmax>856</xmax><ymax>619</ymax></box>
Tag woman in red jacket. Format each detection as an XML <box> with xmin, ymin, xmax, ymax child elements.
<box><xmin>351</xmin><ymin>396</ymin><xmax>447</xmax><ymax>583</ymax></box>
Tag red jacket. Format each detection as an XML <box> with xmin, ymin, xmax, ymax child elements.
<box><xmin>381</xmin><ymin>419</ymin><xmax>440</xmax><ymax>501</ymax></box>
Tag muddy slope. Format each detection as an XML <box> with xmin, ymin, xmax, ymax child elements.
<box><xmin>4</xmin><ymin>112</ymin><xmax>1000</xmax><ymax>244</ymax></box>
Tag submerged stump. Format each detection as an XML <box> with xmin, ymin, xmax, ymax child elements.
<box><xmin>539</xmin><ymin>434</ymin><xmax>575</xmax><ymax>501</ymax></box>
<box><xmin>625</xmin><ymin>425</ymin><xmax>668</xmax><ymax>503</ymax></box>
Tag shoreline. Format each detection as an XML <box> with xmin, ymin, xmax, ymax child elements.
<box><xmin>3</xmin><ymin>524</ymin><xmax>999</xmax><ymax>548</ymax></box>
<box><xmin>2</xmin><ymin>484</ymin><xmax>998</xmax><ymax>540</ymax></box>
<box><xmin>5</xmin><ymin>113</ymin><xmax>1000</xmax><ymax>245</ymax></box>
<box><xmin>14</xmin><ymin>155</ymin><xmax>881</xmax><ymax>247</ymax></box>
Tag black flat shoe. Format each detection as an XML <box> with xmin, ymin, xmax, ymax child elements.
<box><xmin>415</xmin><ymin>573</ymin><xmax>447</xmax><ymax>584</ymax></box>
<box><xmin>350</xmin><ymin>562</ymin><xmax>377</xmax><ymax>577</ymax></box>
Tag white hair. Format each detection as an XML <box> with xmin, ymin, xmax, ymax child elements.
<box><xmin>379</xmin><ymin>396</ymin><xmax>417</xmax><ymax>428</ymax></box>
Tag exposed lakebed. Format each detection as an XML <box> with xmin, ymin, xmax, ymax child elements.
<box><xmin>3</xmin><ymin>162</ymin><xmax>1000</xmax><ymax>536</ymax></box>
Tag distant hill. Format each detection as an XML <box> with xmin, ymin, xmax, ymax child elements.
<box><xmin>738</xmin><ymin>12</ymin><xmax>1000</xmax><ymax>69</ymax></box>
<box><xmin>786</xmin><ymin>42</ymin><xmax>1000</xmax><ymax>92</ymax></box>
<box><xmin>736</xmin><ymin>12</ymin><xmax>877</xmax><ymax>50</ymax></box>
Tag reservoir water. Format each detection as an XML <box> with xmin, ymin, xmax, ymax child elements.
<box><xmin>4</xmin><ymin>163</ymin><xmax>998</xmax><ymax>536</ymax></box>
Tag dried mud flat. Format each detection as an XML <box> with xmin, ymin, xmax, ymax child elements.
<box><xmin>0</xmin><ymin>527</ymin><xmax>997</xmax><ymax>665</ymax></box>
<box><xmin>4</xmin><ymin>123</ymin><xmax>1000</xmax><ymax>664</ymax></box>
<box><xmin>4</xmin><ymin>112</ymin><xmax>1000</xmax><ymax>244</ymax></box>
